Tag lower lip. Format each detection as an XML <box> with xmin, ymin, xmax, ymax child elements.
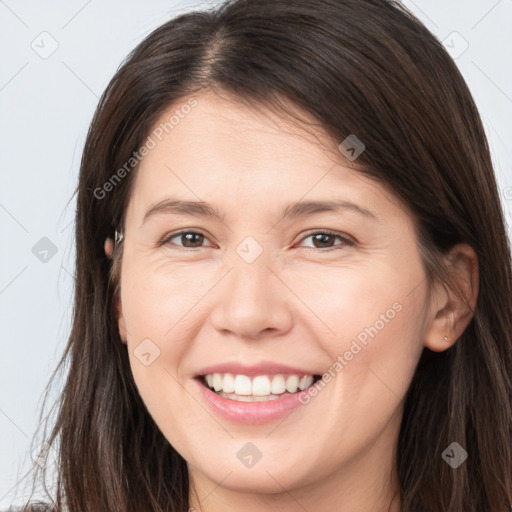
<box><xmin>194</xmin><ymin>378</ymin><xmax>310</xmax><ymax>425</ymax></box>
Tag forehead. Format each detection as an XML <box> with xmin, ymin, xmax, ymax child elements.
<box><xmin>150</xmin><ymin>91</ymin><xmax>338</xmax><ymax>166</ymax></box>
<box><xmin>124</xmin><ymin>90</ymin><xmax>406</xmax><ymax>225</ymax></box>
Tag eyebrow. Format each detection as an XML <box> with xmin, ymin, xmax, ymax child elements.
<box><xmin>280</xmin><ymin>199</ymin><xmax>377</xmax><ymax>221</ymax></box>
<box><xmin>141</xmin><ymin>197</ymin><xmax>378</xmax><ymax>227</ymax></box>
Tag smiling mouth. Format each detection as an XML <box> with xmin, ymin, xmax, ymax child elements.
<box><xmin>197</xmin><ymin>373</ymin><xmax>322</xmax><ymax>402</ymax></box>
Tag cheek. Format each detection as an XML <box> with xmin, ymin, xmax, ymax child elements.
<box><xmin>289</xmin><ymin>259</ymin><xmax>427</xmax><ymax>404</ymax></box>
<box><xmin>119</xmin><ymin>263</ymin><xmax>200</xmax><ymax>406</ymax></box>
<box><xmin>281</xmin><ymin>265</ymin><xmax>427</xmax><ymax>464</ymax></box>
<box><xmin>283</xmin><ymin>258</ymin><xmax>426</xmax><ymax>346</ymax></box>
<box><xmin>121</xmin><ymin>257</ymin><xmax>210</xmax><ymax>340</ymax></box>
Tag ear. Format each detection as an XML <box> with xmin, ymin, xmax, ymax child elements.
<box><xmin>105</xmin><ymin>237</ymin><xmax>128</xmax><ymax>344</ymax></box>
<box><xmin>424</xmin><ymin>244</ymin><xmax>479</xmax><ymax>352</ymax></box>
<box><xmin>104</xmin><ymin>237</ymin><xmax>114</xmax><ymax>259</ymax></box>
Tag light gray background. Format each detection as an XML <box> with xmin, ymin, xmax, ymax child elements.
<box><xmin>1</xmin><ymin>0</ymin><xmax>511</xmax><ymax>507</ymax></box>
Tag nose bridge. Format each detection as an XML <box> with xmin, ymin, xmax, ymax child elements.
<box><xmin>231</xmin><ymin>245</ymin><xmax>272</xmax><ymax>301</ymax></box>
<box><xmin>229</xmin><ymin>243</ymin><xmax>275</xmax><ymax>318</ymax></box>
<box><xmin>210</xmin><ymin>237</ymin><xmax>292</xmax><ymax>338</ymax></box>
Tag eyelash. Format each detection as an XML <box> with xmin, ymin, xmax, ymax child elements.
<box><xmin>159</xmin><ymin>229</ymin><xmax>355</xmax><ymax>252</ymax></box>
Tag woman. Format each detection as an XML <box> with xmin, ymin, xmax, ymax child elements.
<box><xmin>17</xmin><ymin>0</ymin><xmax>512</xmax><ymax>510</ymax></box>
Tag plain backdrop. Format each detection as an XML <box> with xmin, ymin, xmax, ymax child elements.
<box><xmin>1</xmin><ymin>0</ymin><xmax>511</xmax><ymax>507</ymax></box>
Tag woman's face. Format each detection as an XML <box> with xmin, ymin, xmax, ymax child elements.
<box><xmin>115</xmin><ymin>91</ymin><xmax>432</xmax><ymax>504</ymax></box>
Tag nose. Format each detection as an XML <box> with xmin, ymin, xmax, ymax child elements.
<box><xmin>209</xmin><ymin>252</ymin><xmax>294</xmax><ymax>341</ymax></box>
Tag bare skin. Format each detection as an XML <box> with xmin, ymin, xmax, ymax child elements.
<box><xmin>104</xmin><ymin>90</ymin><xmax>478</xmax><ymax>512</ymax></box>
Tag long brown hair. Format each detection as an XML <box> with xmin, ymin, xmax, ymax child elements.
<box><xmin>17</xmin><ymin>0</ymin><xmax>512</xmax><ymax>510</ymax></box>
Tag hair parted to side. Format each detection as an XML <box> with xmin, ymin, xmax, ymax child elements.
<box><xmin>15</xmin><ymin>0</ymin><xmax>511</xmax><ymax>511</ymax></box>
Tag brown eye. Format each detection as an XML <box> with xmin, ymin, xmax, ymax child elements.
<box><xmin>298</xmin><ymin>231</ymin><xmax>354</xmax><ymax>251</ymax></box>
<box><xmin>180</xmin><ymin>232</ymin><xmax>205</xmax><ymax>248</ymax></box>
<box><xmin>162</xmin><ymin>231</ymin><xmax>212</xmax><ymax>249</ymax></box>
<box><xmin>311</xmin><ymin>233</ymin><xmax>336</xmax><ymax>249</ymax></box>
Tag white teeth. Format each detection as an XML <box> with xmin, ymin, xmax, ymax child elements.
<box><xmin>212</xmin><ymin>373</ymin><xmax>223</xmax><ymax>392</ymax></box>
<box><xmin>234</xmin><ymin>375</ymin><xmax>252</xmax><ymax>395</ymax></box>
<box><xmin>203</xmin><ymin>372</ymin><xmax>317</xmax><ymax>397</ymax></box>
<box><xmin>299</xmin><ymin>375</ymin><xmax>314</xmax><ymax>390</ymax></box>
<box><xmin>223</xmin><ymin>373</ymin><xmax>235</xmax><ymax>393</ymax></box>
<box><xmin>252</xmin><ymin>376</ymin><xmax>271</xmax><ymax>396</ymax></box>
<box><xmin>285</xmin><ymin>375</ymin><xmax>299</xmax><ymax>393</ymax></box>
<box><xmin>216</xmin><ymin>390</ymin><xmax>293</xmax><ymax>402</ymax></box>
<box><xmin>271</xmin><ymin>375</ymin><xmax>286</xmax><ymax>394</ymax></box>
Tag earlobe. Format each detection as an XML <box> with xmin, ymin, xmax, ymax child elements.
<box><xmin>104</xmin><ymin>237</ymin><xmax>114</xmax><ymax>259</ymax></box>
<box><xmin>423</xmin><ymin>244</ymin><xmax>479</xmax><ymax>352</ymax></box>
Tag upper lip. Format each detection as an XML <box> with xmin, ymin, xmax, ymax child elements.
<box><xmin>196</xmin><ymin>361</ymin><xmax>321</xmax><ymax>378</ymax></box>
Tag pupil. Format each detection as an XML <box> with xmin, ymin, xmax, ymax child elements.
<box><xmin>313</xmin><ymin>233</ymin><xmax>333</xmax><ymax>248</ymax></box>
<box><xmin>183</xmin><ymin>233</ymin><xmax>203</xmax><ymax>247</ymax></box>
